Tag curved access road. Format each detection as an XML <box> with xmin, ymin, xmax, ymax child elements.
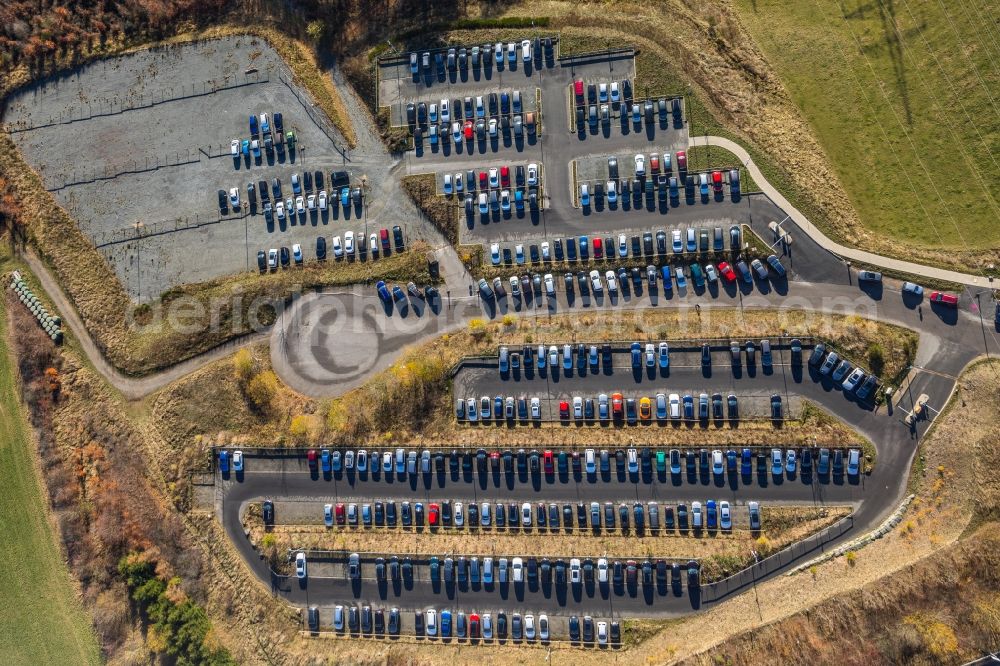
<box><xmin>689</xmin><ymin>135</ymin><xmax>992</xmax><ymax>288</ymax></box>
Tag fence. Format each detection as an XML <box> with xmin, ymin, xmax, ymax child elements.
<box><xmin>46</xmin><ymin>150</ymin><xmax>202</xmax><ymax>192</ymax></box>
<box><xmin>92</xmin><ymin>211</ymin><xmax>240</xmax><ymax>248</ymax></box>
<box><xmin>4</xmin><ymin>72</ymin><xmax>268</xmax><ymax>133</ymax></box>
<box><xmin>276</xmin><ymin>71</ymin><xmax>347</xmax><ymax>161</ymax></box>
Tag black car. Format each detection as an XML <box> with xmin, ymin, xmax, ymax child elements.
<box><xmin>256</xmin><ymin>250</ymin><xmax>267</xmax><ymax>272</ymax></box>
<box><xmin>406</xmin><ymin>102</ymin><xmax>416</xmax><ymax>126</ymax></box>
<box><xmin>392</xmin><ymin>225</ymin><xmax>405</xmax><ymax>251</ymax></box>
<box><xmin>279</xmin><ymin>247</ymin><xmax>290</xmax><ymax>267</ymax></box>
<box><xmin>262</xmin><ymin>499</ymin><xmax>274</xmax><ymax>523</ymax></box>
<box><xmin>217</xmin><ymin>189</ymin><xmax>228</xmax><ymax>214</ymax></box>
<box><xmin>303</xmin><ymin>170</ymin><xmax>313</xmax><ymax>192</ymax></box>
<box><xmin>316</xmin><ymin>237</ymin><xmax>327</xmax><ymax>261</ymax></box>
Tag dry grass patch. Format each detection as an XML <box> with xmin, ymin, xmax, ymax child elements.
<box><xmin>247</xmin><ymin>506</ymin><xmax>850</xmax><ymax>583</ymax></box>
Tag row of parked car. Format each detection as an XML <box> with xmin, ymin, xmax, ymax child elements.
<box><xmin>444</xmin><ymin>163</ymin><xmax>539</xmax><ymax>195</ymax></box>
<box><xmin>458</xmin><ymin>390</ymin><xmax>757</xmax><ymax>422</ymax></box>
<box><xmin>229</xmin><ymin>111</ymin><xmax>295</xmax><ymax>162</ymax></box>
<box><xmin>415</xmin><ymin>111</ymin><xmax>536</xmax><ymax>146</ymax></box>
<box><xmin>489</xmin><ymin>228</ymin><xmax>743</xmax><ymax>270</ymax></box>
<box><xmin>808</xmin><ymin>343</ymin><xmax>879</xmax><ymax>399</ymax></box>
<box><xmin>476</xmin><ymin>255</ymin><xmax>785</xmax><ymax>303</ymax></box>
<box><xmin>218</xmin><ymin>169</ymin><xmax>354</xmax><ymax>218</ymax></box>
<box><xmin>256</xmin><ymin>226</ymin><xmax>405</xmax><ymax>272</ymax></box>
<box><xmin>289</xmin><ymin>443</ymin><xmax>855</xmax><ymax>482</ymax></box>
<box><xmin>407</xmin><ymin>90</ymin><xmax>528</xmax><ymax>127</ymax></box>
<box><xmin>409</xmin><ymin>37</ymin><xmax>554</xmax><ymax>76</ymax></box>
<box><xmin>320</xmin><ymin>496</ymin><xmax>762</xmax><ymax>535</ymax></box>
<box><xmin>580</xmin><ymin>158</ymin><xmax>741</xmax><ymax>207</ymax></box>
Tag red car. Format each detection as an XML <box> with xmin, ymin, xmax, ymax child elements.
<box><xmin>929</xmin><ymin>291</ymin><xmax>959</xmax><ymax>307</ymax></box>
<box><xmin>469</xmin><ymin>613</ymin><xmax>480</xmax><ymax>638</ymax></box>
<box><xmin>649</xmin><ymin>154</ymin><xmax>660</xmax><ymax>174</ymax></box>
<box><xmin>676</xmin><ymin>150</ymin><xmax>687</xmax><ymax>170</ymax></box>
<box><xmin>478</xmin><ymin>170</ymin><xmax>488</xmax><ymax>189</ymax></box>
<box><xmin>593</xmin><ymin>237</ymin><xmax>604</xmax><ymax>258</ymax></box>
<box><xmin>307</xmin><ymin>449</ymin><xmax>318</xmax><ymax>468</ymax></box>
<box><xmin>611</xmin><ymin>393</ymin><xmax>624</xmax><ymax>418</ymax></box>
<box><xmin>712</xmin><ymin>171</ymin><xmax>723</xmax><ymax>192</ymax></box>
<box><xmin>490</xmin><ymin>451</ymin><xmax>500</xmax><ymax>470</ymax></box>
<box><xmin>335</xmin><ymin>503</ymin><xmax>345</xmax><ymax>524</ymax></box>
<box><xmin>543</xmin><ymin>450</ymin><xmax>554</xmax><ymax>473</ymax></box>
<box><xmin>500</xmin><ymin>165</ymin><xmax>510</xmax><ymax>187</ymax></box>
<box><xmin>428</xmin><ymin>503</ymin><xmax>439</xmax><ymax>526</ymax></box>
<box><xmin>559</xmin><ymin>400</ymin><xmax>570</xmax><ymax>418</ymax></box>
<box><xmin>380</xmin><ymin>228</ymin><xmax>390</xmax><ymax>250</ymax></box>
<box><xmin>464</xmin><ymin>120</ymin><xmax>474</xmax><ymax>141</ymax></box>
<box><xmin>573</xmin><ymin>79</ymin><xmax>584</xmax><ymax>101</ymax></box>
<box><xmin>718</xmin><ymin>261</ymin><xmax>737</xmax><ymax>282</ymax></box>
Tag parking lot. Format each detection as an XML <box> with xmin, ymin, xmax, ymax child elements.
<box><xmin>4</xmin><ymin>37</ymin><xmax>378</xmax><ymax>300</ymax></box>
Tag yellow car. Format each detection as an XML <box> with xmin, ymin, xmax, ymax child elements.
<box><xmin>639</xmin><ymin>397</ymin><xmax>652</xmax><ymax>420</ymax></box>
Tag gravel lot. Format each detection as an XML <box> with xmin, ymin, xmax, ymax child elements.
<box><xmin>4</xmin><ymin>37</ymin><xmax>403</xmax><ymax>301</ymax></box>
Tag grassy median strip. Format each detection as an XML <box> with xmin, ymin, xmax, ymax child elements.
<box><xmin>0</xmin><ymin>278</ymin><xmax>101</xmax><ymax>665</ymax></box>
<box><xmin>247</xmin><ymin>506</ymin><xmax>851</xmax><ymax>583</ymax></box>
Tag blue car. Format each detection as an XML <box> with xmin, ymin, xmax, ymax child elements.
<box><xmin>441</xmin><ymin>610</ymin><xmax>452</xmax><ymax>637</ymax></box>
<box><xmin>660</xmin><ymin>266</ymin><xmax>673</xmax><ymax>291</ymax></box>
<box><xmin>321</xmin><ymin>449</ymin><xmax>331</xmax><ymax>473</ymax></box>
<box><xmin>376</xmin><ymin>280</ymin><xmax>391</xmax><ymax>301</ymax></box>
<box><xmin>706</xmin><ymin>500</ymin><xmax>717</xmax><ymax>529</ymax></box>
<box><xmin>249</xmin><ymin>115</ymin><xmax>259</xmax><ymax>136</ymax></box>
<box><xmin>741</xmin><ymin>448</ymin><xmax>752</xmax><ymax>476</ymax></box>
<box><xmin>669</xmin><ymin>177</ymin><xmax>679</xmax><ymax>200</ymax></box>
<box><xmin>630</xmin><ymin>342</ymin><xmax>642</xmax><ymax>368</ymax></box>
<box><xmin>699</xmin><ymin>174</ymin><xmax>709</xmax><ymax>196</ymax></box>
<box><xmin>241</xmin><ymin>139</ymin><xmax>250</xmax><ymax>156</ymax></box>
<box><xmin>219</xmin><ymin>450</ymin><xmax>230</xmax><ymax>473</ymax></box>
<box><xmin>341</xmin><ymin>187</ymin><xmax>350</xmax><ymax>207</ymax></box>
<box><xmin>579</xmin><ymin>236</ymin><xmax>589</xmax><ymax>259</ymax></box>
<box><xmin>515</xmin><ymin>189</ymin><xmax>524</xmax><ymax>210</ymax></box>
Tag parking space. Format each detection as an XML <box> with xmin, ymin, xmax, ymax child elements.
<box><xmin>569</xmin><ymin>77</ymin><xmax>686</xmax><ymax>142</ymax></box>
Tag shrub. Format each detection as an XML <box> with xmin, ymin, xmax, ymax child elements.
<box><xmin>232</xmin><ymin>349</ymin><xmax>255</xmax><ymax>386</ymax></box>
<box><xmin>868</xmin><ymin>343</ymin><xmax>885</xmax><ymax>376</ymax></box>
<box><xmin>468</xmin><ymin>319</ymin><xmax>487</xmax><ymax>337</ymax></box>
<box><xmin>245</xmin><ymin>370</ymin><xmax>278</xmax><ymax>413</ymax></box>
<box><xmin>846</xmin><ymin>551</ymin><xmax>857</xmax><ymax>566</ymax></box>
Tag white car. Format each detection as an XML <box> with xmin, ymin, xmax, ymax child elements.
<box><xmin>233</xmin><ymin>450</ymin><xmax>243</xmax><ymax>471</ymax></box>
<box><xmin>541</xmin><ymin>241</ymin><xmax>550</xmax><ymax>260</ymax></box>
<box><xmin>425</xmin><ymin>609</ymin><xmax>438</xmax><ymax>636</ymax></box>
<box><xmin>597</xmin><ymin>557</ymin><xmax>608</xmax><ymax>583</ymax></box>
<box><xmin>230</xmin><ymin>139</ymin><xmax>240</xmax><ymax>155</ymax></box>
<box><xmin>527</xmin><ymin>163</ymin><xmax>538</xmax><ymax>186</ymax></box>
<box><xmin>842</xmin><ymin>367</ymin><xmax>866</xmax><ymax>391</ymax></box>
<box><xmin>597</xmin><ymin>621</ymin><xmax>608</xmax><ymax>645</ymax></box>
<box><xmin>332</xmin><ymin>236</ymin><xmax>343</xmax><ymax>258</ymax></box>
<box><xmin>291</xmin><ymin>243</ymin><xmax>302</xmax><ymax>264</ymax></box>
<box><xmin>515</xmin><ymin>244</ymin><xmax>525</xmax><ymax>264</ymax></box>
<box><xmin>590</xmin><ymin>269</ymin><xmax>603</xmax><ymax>292</ymax></box>
<box><xmin>295</xmin><ymin>551</ymin><xmax>307</xmax><ymax>578</ymax></box>
<box><xmin>570</xmin><ymin>558</ymin><xmax>581</xmax><ymax>584</ymax></box>
<box><xmin>606</xmin><ymin>180</ymin><xmax>617</xmax><ymax>203</ymax></box>
<box><xmin>720</xmin><ymin>501</ymin><xmax>732</xmax><ymax>530</ymax></box>
<box><xmin>521</xmin><ymin>39</ymin><xmax>532</xmax><ymax>62</ymax></box>
<box><xmin>507</xmin><ymin>42</ymin><xmax>516</xmax><ymax>62</ymax></box>
<box><xmin>548</xmin><ymin>345</ymin><xmax>558</xmax><ymax>366</ymax></box>
<box><xmin>538</xmin><ymin>614</ymin><xmax>549</xmax><ymax>641</ymax></box>
<box><xmin>318</xmin><ymin>190</ymin><xmax>327</xmax><ymax>210</ymax></box>
<box><xmin>488</xmin><ymin>167</ymin><xmax>499</xmax><ymax>187</ymax></box>
<box><xmin>610</xmin><ymin>81</ymin><xmax>620</xmax><ymax>103</ymax></box>
<box><xmin>669</xmin><ymin>393</ymin><xmax>680</xmax><ymax>419</ymax></box>
<box><xmin>428</xmin><ymin>102</ymin><xmax>437</xmax><ymax>123</ymax></box>
<box><xmin>229</xmin><ymin>187</ymin><xmax>240</xmax><ymax>207</ymax></box>
<box><xmin>369</xmin><ymin>233</ymin><xmax>378</xmax><ymax>255</ymax></box>
<box><xmin>267</xmin><ymin>248</ymin><xmax>278</xmax><ymax>270</ymax></box>
<box><xmin>585</xmin><ymin>448</ymin><xmax>596</xmax><ymax>473</ymax></box>
<box><xmin>495</xmin><ymin>42</ymin><xmax>503</xmax><ymax>63</ymax></box>
<box><xmin>672</xmin><ymin>229</ymin><xmax>683</xmax><ymax>253</ymax></box>
<box><xmin>452</xmin><ymin>122</ymin><xmax>462</xmax><ymax>142</ymax></box>
<box><xmin>344</xmin><ymin>231</ymin><xmax>355</xmax><ymax>254</ymax></box>
<box><xmin>275</xmin><ymin>201</ymin><xmax>285</xmax><ymax>220</ymax></box>
<box><xmin>454</xmin><ymin>172</ymin><xmax>463</xmax><ymax>193</ymax></box>
<box><xmin>490</xmin><ymin>242</ymin><xmax>501</xmax><ymax>265</ymax></box>
<box><xmin>440</xmin><ymin>99</ymin><xmax>450</xmax><ymax>123</ymax></box>
<box><xmin>573</xmin><ymin>396</ymin><xmax>583</xmax><ymax>419</ymax></box>
<box><xmin>543</xmin><ymin>273</ymin><xmax>554</xmax><ymax>295</ymax></box>
<box><xmin>691</xmin><ymin>501</ymin><xmax>703</xmax><ymax>528</ymax></box>
<box><xmin>324</xmin><ymin>503</ymin><xmax>333</xmax><ymax>527</ymax></box>
<box><xmin>512</xmin><ymin>557</ymin><xmax>524</xmax><ymax>582</ymax></box>
<box><xmin>478</xmin><ymin>192</ymin><xmax>488</xmax><ymax>214</ymax></box>
<box><xmin>627</xmin><ymin>447</ymin><xmax>638</xmax><ymax>473</ymax></box>
<box><xmin>605</xmin><ymin>270</ymin><xmax>618</xmax><ymax>293</ymax></box>
<box><xmin>443</xmin><ymin>173</ymin><xmax>453</xmax><ymax>195</ymax></box>
<box><xmin>295</xmin><ymin>196</ymin><xmax>305</xmax><ymax>213</ymax></box>
<box><xmin>524</xmin><ymin>614</ymin><xmax>536</xmax><ymax>640</ymax></box>
<box><xmin>334</xmin><ymin>605</ymin><xmax>345</xmax><ymax>630</ymax></box>
<box><xmin>521</xmin><ymin>503</ymin><xmax>532</xmax><ymax>526</ymax></box>
<box><xmin>530</xmin><ymin>397</ymin><xmax>541</xmax><ymax>419</ymax></box>
<box><xmin>489</xmin><ymin>118</ymin><xmax>498</xmax><ymax>136</ymax></box>
<box><xmin>634</xmin><ymin>153</ymin><xmax>646</xmax><ymax>176</ymax></box>
<box><xmin>454</xmin><ymin>501</ymin><xmax>465</xmax><ymax>526</ymax></box>
<box><xmin>618</xmin><ymin>233</ymin><xmax>628</xmax><ymax>257</ymax></box>
<box><xmin>306</xmin><ymin>194</ymin><xmax>315</xmax><ymax>210</ymax></box>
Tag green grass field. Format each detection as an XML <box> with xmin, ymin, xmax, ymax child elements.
<box><xmin>0</xmin><ymin>295</ymin><xmax>101</xmax><ymax>665</ymax></box>
<box><xmin>735</xmin><ymin>0</ymin><xmax>1000</xmax><ymax>252</ymax></box>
